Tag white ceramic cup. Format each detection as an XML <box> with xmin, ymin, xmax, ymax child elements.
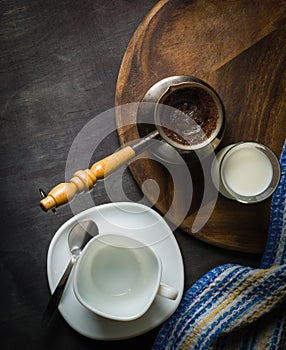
<box><xmin>212</xmin><ymin>142</ymin><xmax>281</xmax><ymax>203</ymax></box>
<box><xmin>73</xmin><ymin>233</ymin><xmax>178</xmax><ymax>321</ymax></box>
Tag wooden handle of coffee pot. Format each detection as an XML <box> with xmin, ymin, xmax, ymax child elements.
<box><xmin>40</xmin><ymin>146</ymin><xmax>136</xmax><ymax>211</ymax></box>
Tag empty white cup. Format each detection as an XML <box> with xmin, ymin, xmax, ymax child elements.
<box><xmin>73</xmin><ymin>234</ymin><xmax>178</xmax><ymax>321</ymax></box>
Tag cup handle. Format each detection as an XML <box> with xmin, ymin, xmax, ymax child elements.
<box><xmin>157</xmin><ymin>282</ymin><xmax>178</xmax><ymax>300</ymax></box>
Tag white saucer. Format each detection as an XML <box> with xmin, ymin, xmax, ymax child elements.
<box><xmin>47</xmin><ymin>202</ymin><xmax>184</xmax><ymax>340</ymax></box>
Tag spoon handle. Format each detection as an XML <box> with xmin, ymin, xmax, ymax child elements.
<box><xmin>42</xmin><ymin>258</ymin><xmax>74</xmax><ymax>327</ymax></box>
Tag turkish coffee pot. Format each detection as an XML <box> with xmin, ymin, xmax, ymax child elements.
<box><xmin>40</xmin><ymin>76</ymin><xmax>225</xmax><ymax>211</ymax></box>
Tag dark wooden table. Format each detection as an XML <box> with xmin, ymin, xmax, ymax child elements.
<box><xmin>0</xmin><ymin>1</ymin><xmax>267</xmax><ymax>349</ymax></box>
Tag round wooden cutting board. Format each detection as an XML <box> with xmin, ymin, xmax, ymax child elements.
<box><xmin>115</xmin><ymin>0</ymin><xmax>286</xmax><ymax>253</ymax></box>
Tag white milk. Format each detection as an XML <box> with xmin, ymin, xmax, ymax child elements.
<box><xmin>221</xmin><ymin>147</ymin><xmax>273</xmax><ymax>196</ymax></box>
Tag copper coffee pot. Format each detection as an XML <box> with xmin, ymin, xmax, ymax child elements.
<box><xmin>40</xmin><ymin>76</ymin><xmax>224</xmax><ymax>212</ymax></box>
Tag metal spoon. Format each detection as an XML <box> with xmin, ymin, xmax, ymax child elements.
<box><xmin>42</xmin><ymin>220</ymin><xmax>99</xmax><ymax>327</ymax></box>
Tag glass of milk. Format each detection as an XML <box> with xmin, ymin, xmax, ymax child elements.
<box><xmin>212</xmin><ymin>142</ymin><xmax>281</xmax><ymax>203</ymax></box>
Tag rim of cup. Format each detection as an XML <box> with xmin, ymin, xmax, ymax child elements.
<box><xmin>73</xmin><ymin>233</ymin><xmax>164</xmax><ymax>321</ymax></box>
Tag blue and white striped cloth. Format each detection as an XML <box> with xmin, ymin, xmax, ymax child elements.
<box><xmin>153</xmin><ymin>140</ymin><xmax>286</xmax><ymax>350</ymax></box>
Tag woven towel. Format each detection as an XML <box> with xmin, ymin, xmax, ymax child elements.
<box><xmin>153</xmin><ymin>140</ymin><xmax>286</xmax><ymax>350</ymax></box>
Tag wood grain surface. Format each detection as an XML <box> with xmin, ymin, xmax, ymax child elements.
<box><xmin>115</xmin><ymin>0</ymin><xmax>286</xmax><ymax>253</ymax></box>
